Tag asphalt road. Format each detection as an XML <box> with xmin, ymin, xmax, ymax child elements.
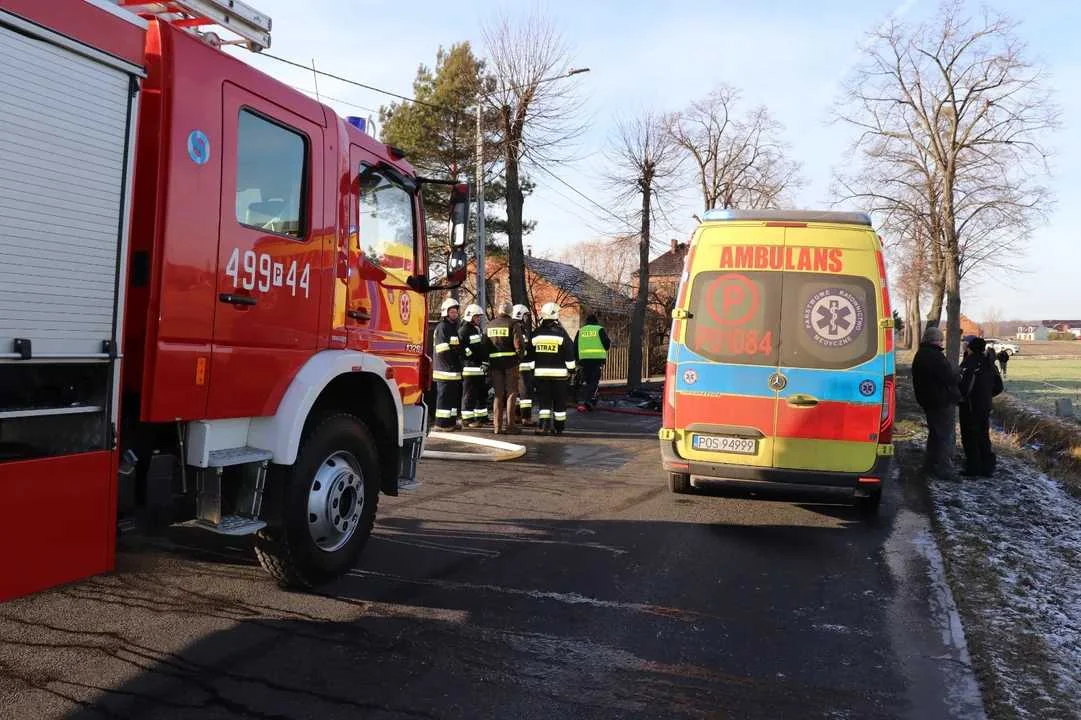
<box><xmin>0</xmin><ymin>411</ymin><xmax>984</xmax><ymax>719</ymax></box>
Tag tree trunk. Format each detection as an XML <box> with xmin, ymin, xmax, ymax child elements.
<box><xmin>926</xmin><ymin>267</ymin><xmax>945</xmax><ymax>328</ymax></box>
<box><xmin>504</xmin><ymin>135</ymin><xmax>527</xmax><ymax>305</ymax></box>
<box><xmin>908</xmin><ymin>293</ymin><xmax>922</xmax><ymax>350</ymax></box>
<box><xmin>627</xmin><ymin>179</ymin><xmax>652</xmax><ymax>389</ymax></box>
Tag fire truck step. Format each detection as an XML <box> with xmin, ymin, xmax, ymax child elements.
<box><xmin>178</xmin><ymin>515</ymin><xmax>267</xmax><ymax>536</ymax></box>
<box><xmin>207</xmin><ymin>447</ymin><xmax>274</xmax><ymax>468</ymax></box>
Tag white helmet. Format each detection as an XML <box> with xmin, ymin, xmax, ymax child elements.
<box><xmin>540</xmin><ymin>302</ymin><xmax>560</xmax><ymax>321</ymax></box>
<box><xmin>511</xmin><ymin>304</ymin><xmax>530</xmax><ymax>321</ymax></box>
<box><xmin>440</xmin><ymin>297</ymin><xmax>460</xmax><ymax>318</ymax></box>
<box><xmin>463</xmin><ymin>303</ymin><xmax>484</xmax><ymax>322</ymax></box>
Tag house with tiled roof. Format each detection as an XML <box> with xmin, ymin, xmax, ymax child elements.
<box><xmin>449</xmin><ymin>250</ymin><xmax>653</xmax><ymax>380</ymax></box>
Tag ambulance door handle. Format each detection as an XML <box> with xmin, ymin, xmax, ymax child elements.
<box><xmin>347</xmin><ymin>308</ymin><xmax>371</xmax><ymax>323</ymax></box>
<box><xmin>219</xmin><ymin>293</ymin><xmax>257</xmax><ymax>307</ymax></box>
<box><xmin>786</xmin><ymin>394</ymin><xmax>819</xmax><ymax>408</ymax></box>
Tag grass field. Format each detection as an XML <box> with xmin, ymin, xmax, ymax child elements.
<box><xmin>1002</xmin><ymin>356</ymin><xmax>1081</xmax><ymax>420</ymax></box>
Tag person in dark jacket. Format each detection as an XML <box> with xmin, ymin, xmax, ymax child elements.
<box><xmin>958</xmin><ymin>337</ymin><xmax>1003</xmax><ymax>476</ymax></box>
<box><xmin>529</xmin><ymin>302</ymin><xmax>576</xmax><ymax>436</ymax></box>
<box><xmin>911</xmin><ymin>325</ymin><xmax>961</xmax><ymax>479</ymax></box>
<box><xmin>432</xmin><ymin>298</ymin><xmax>463</xmax><ymax>430</ymax></box>
<box><xmin>996</xmin><ymin>348</ymin><xmax>1010</xmax><ymax>377</ymax></box>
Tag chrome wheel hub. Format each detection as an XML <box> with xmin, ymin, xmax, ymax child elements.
<box><xmin>307</xmin><ymin>451</ymin><xmax>364</xmax><ymax>552</ymax></box>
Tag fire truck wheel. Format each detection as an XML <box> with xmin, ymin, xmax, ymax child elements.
<box><xmin>254</xmin><ymin>413</ymin><xmax>380</xmax><ymax>588</ymax></box>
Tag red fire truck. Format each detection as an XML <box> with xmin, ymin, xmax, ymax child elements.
<box><xmin>0</xmin><ymin>0</ymin><xmax>469</xmax><ymax>600</ymax></box>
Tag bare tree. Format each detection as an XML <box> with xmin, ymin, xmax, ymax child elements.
<box><xmin>983</xmin><ymin>306</ymin><xmax>1003</xmax><ymax>338</ymax></box>
<box><xmin>554</xmin><ymin>235</ymin><xmax>639</xmax><ymax>292</ymax></box>
<box><xmin>483</xmin><ymin>10</ymin><xmax>586</xmax><ymax>307</ymax></box>
<box><xmin>668</xmin><ymin>85</ymin><xmax>802</xmax><ymax>211</ymax></box>
<box><xmin>608</xmin><ymin>111</ymin><xmax>682</xmax><ymax>388</ymax></box>
<box><xmin>835</xmin><ymin>0</ymin><xmax>1058</xmax><ymax>365</ymax></box>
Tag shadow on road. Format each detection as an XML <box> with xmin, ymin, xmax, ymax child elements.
<box><xmin>0</xmin><ymin>505</ymin><xmax>911</xmax><ymax>720</ymax></box>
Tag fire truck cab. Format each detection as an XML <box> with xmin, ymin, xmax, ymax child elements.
<box><xmin>0</xmin><ymin>0</ymin><xmax>469</xmax><ymax>600</ymax></box>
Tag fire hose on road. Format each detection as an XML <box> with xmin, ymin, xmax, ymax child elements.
<box><xmin>421</xmin><ymin>431</ymin><xmax>527</xmax><ymax>462</ymax></box>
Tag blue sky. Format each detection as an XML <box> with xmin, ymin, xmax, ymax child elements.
<box><xmin>228</xmin><ymin>0</ymin><xmax>1080</xmax><ymax>322</ymax></box>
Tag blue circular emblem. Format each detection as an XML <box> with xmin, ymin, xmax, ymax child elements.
<box><xmin>803</xmin><ymin>287</ymin><xmax>865</xmax><ymax>348</ymax></box>
<box><xmin>859</xmin><ymin>379</ymin><xmax>876</xmax><ymax>397</ymax></box>
<box><xmin>187</xmin><ymin>130</ymin><xmax>210</xmax><ymax>165</ymax></box>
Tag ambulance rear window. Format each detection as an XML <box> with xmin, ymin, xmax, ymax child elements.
<box><xmin>779</xmin><ymin>273</ymin><xmax>878</xmax><ymax>370</ymax></box>
<box><xmin>685</xmin><ymin>271</ymin><xmax>781</xmax><ymax>366</ymax></box>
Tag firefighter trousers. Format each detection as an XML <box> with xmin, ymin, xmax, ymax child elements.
<box><xmin>435</xmin><ymin>380</ymin><xmax>462</xmax><ymax>429</ymax></box>
<box><xmin>535</xmin><ymin>377</ymin><xmax>569</xmax><ymax>432</ymax></box>
<box><xmin>461</xmin><ymin>373</ymin><xmax>488</xmax><ymax>424</ymax></box>
<box><xmin>517</xmin><ymin>370</ymin><xmax>534</xmax><ymax>422</ymax></box>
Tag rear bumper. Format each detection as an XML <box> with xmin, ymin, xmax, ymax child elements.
<box><xmin>659</xmin><ymin>438</ymin><xmax>891</xmax><ymax>497</ymax></box>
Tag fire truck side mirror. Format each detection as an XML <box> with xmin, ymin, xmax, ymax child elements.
<box><xmin>448</xmin><ymin>182</ymin><xmax>470</xmax><ymax>248</ymax></box>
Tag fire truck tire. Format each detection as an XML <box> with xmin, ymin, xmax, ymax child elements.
<box><xmin>254</xmin><ymin>413</ymin><xmax>380</xmax><ymax>588</ymax></box>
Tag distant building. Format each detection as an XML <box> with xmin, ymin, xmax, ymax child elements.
<box><xmin>1044</xmin><ymin>320</ymin><xmax>1081</xmax><ymax>338</ymax></box>
<box><xmin>959</xmin><ymin>314</ymin><xmax>983</xmax><ymax>338</ymax></box>
<box><xmin>1016</xmin><ymin>325</ymin><xmax>1050</xmax><ymax>341</ymax></box>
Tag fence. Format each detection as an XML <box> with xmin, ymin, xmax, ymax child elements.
<box><xmin>601</xmin><ymin>340</ymin><xmax>650</xmax><ymax>383</ymax></box>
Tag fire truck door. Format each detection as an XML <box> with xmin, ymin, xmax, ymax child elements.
<box><xmin>345</xmin><ymin>145</ymin><xmax>422</xmax><ymax>353</ymax></box>
<box><xmin>209</xmin><ymin>83</ymin><xmax>325</xmax><ymax>417</ymax></box>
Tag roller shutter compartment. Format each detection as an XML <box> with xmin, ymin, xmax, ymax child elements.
<box><xmin>0</xmin><ymin>19</ymin><xmax>133</xmax><ymax>359</ymax></box>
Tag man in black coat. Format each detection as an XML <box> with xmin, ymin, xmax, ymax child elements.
<box><xmin>958</xmin><ymin>337</ymin><xmax>1004</xmax><ymax>476</ymax></box>
<box><xmin>911</xmin><ymin>325</ymin><xmax>961</xmax><ymax>479</ymax></box>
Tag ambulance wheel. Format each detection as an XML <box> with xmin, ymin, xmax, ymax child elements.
<box><xmin>255</xmin><ymin>414</ymin><xmax>380</xmax><ymax>589</ymax></box>
<box><xmin>856</xmin><ymin>488</ymin><xmax>882</xmax><ymax>517</ymax></box>
<box><xmin>668</xmin><ymin>472</ymin><xmax>691</xmax><ymax>494</ymax></box>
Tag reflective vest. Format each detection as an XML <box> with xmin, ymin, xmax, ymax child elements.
<box><xmin>432</xmin><ymin>319</ymin><xmax>463</xmax><ymax>381</ymax></box>
<box><xmin>530</xmin><ymin>321</ymin><xmax>576</xmax><ymax>378</ymax></box>
<box><xmin>485</xmin><ymin>316</ymin><xmax>521</xmax><ymax>370</ymax></box>
<box><xmin>577</xmin><ymin>324</ymin><xmax>607</xmax><ymax>361</ymax></box>
<box><xmin>459</xmin><ymin>321</ymin><xmax>488</xmax><ymax>376</ymax></box>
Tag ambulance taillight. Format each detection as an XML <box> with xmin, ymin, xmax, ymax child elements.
<box><xmin>880</xmin><ymin>376</ymin><xmax>896</xmax><ymax>444</ymax></box>
<box><xmin>662</xmin><ymin>362</ymin><xmax>676</xmax><ymax>429</ymax></box>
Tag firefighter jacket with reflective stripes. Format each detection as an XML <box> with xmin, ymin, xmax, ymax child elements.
<box><xmin>433</xmin><ymin>318</ymin><xmax>463</xmax><ymax>381</ymax></box>
<box><xmin>518</xmin><ymin>323</ymin><xmax>535</xmax><ymax>373</ymax></box>
<box><xmin>529</xmin><ymin>320</ymin><xmax>576</xmax><ymax>378</ymax></box>
<box><xmin>459</xmin><ymin>320</ymin><xmax>488</xmax><ymax>376</ymax></box>
<box><xmin>485</xmin><ymin>316</ymin><xmax>524</xmax><ymax>370</ymax></box>
<box><xmin>575</xmin><ymin>324</ymin><xmax>610</xmax><ymax>361</ymax></box>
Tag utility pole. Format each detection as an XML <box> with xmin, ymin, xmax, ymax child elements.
<box><xmin>475</xmin><ymin>103</ymin><xmax>486</xmax><ymax>314</ymax></box>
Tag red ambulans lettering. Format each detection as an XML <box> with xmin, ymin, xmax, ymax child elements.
<box><xmin>719</xmin><ymin>246</ymin><xmax>843</xmax><ymax>273</ymax></box>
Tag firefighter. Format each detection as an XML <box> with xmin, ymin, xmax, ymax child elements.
<box><xmin>512</xmin><ymin>304</ymin><xmax>535</xmax><ymax>426</ymax></box>
<box><xmin>459</xmin><ymin>303</ymin><xmax>489</xmax><ymax>428</ymax></box>
<box><xmin>486</xmin><ymin>302</ymin><xmax>526</xmax><ymax>434</ymax></box>
<box><xmin>574</xmin><ymin>313</ymin><xmax>611</xmax><ymax>411</ymax></box>
<box><xmin>530</xmin><ymin>302</ymin><xmax>576</xmax><ymax>435</ymax></box>
<box><xmin>432</xmin><ymin>297</ymin><xmax>463</xmax><ymax>430</ymax></box>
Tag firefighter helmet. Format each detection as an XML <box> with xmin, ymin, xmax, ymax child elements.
<box><xmin>511</xmin><ymin>304</ymin><xmax>530</xmax><ymax>321</ymax></box>
<box><xmin>440</xmin><ymin>297</ymin><xmax>460</xmax><ymax>318</ymax></box>
<box><xmin>463</xmin><ymin>304</ymin><xmax>484</xmax><ymax>322</ymax></box>
<box><xmin>540</xmin><ymin>302</ymin><xmax>561</xmax><ymax>321</ymax></box>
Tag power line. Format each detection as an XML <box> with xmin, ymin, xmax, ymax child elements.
<box><xmin>289</xmin><ymin>86</ymin><xmax>379</xmax><ymax>115</ymax></box>
<box><xmin>262</xmin><ymin>52</ymin><xmax>454</xmax><ymax>113</ymax></box>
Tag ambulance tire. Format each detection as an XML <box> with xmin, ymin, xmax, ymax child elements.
<box><xmin>254</xmin><ymin>414</ymin><xmax>380</xmax><ymax>589</ymax></box>
<box><xmin>856</xmin><ymin>488</ymin><xmax>882</xmax><ymax>517</ymax></box>
<box><xmin>668</xmin><ymin>472</ymin><xmax>691</xmax><ymax>494</ymax></box>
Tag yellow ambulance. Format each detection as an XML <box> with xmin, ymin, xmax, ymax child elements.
<box><xmin>658</xmin><ymin>210</ymin><xmax>896</xmax><ymax>515</ymax></box>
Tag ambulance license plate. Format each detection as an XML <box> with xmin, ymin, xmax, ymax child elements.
<box><xmin>691</xmin><ymin>434</ymin><xmax>757</xmax><ymax>455</ymax></box>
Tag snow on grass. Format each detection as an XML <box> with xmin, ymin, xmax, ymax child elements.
<box><xmin>930</xmin><ymin>456</ymin><xmax>1081</xmax><ymax>719</ymax></box>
